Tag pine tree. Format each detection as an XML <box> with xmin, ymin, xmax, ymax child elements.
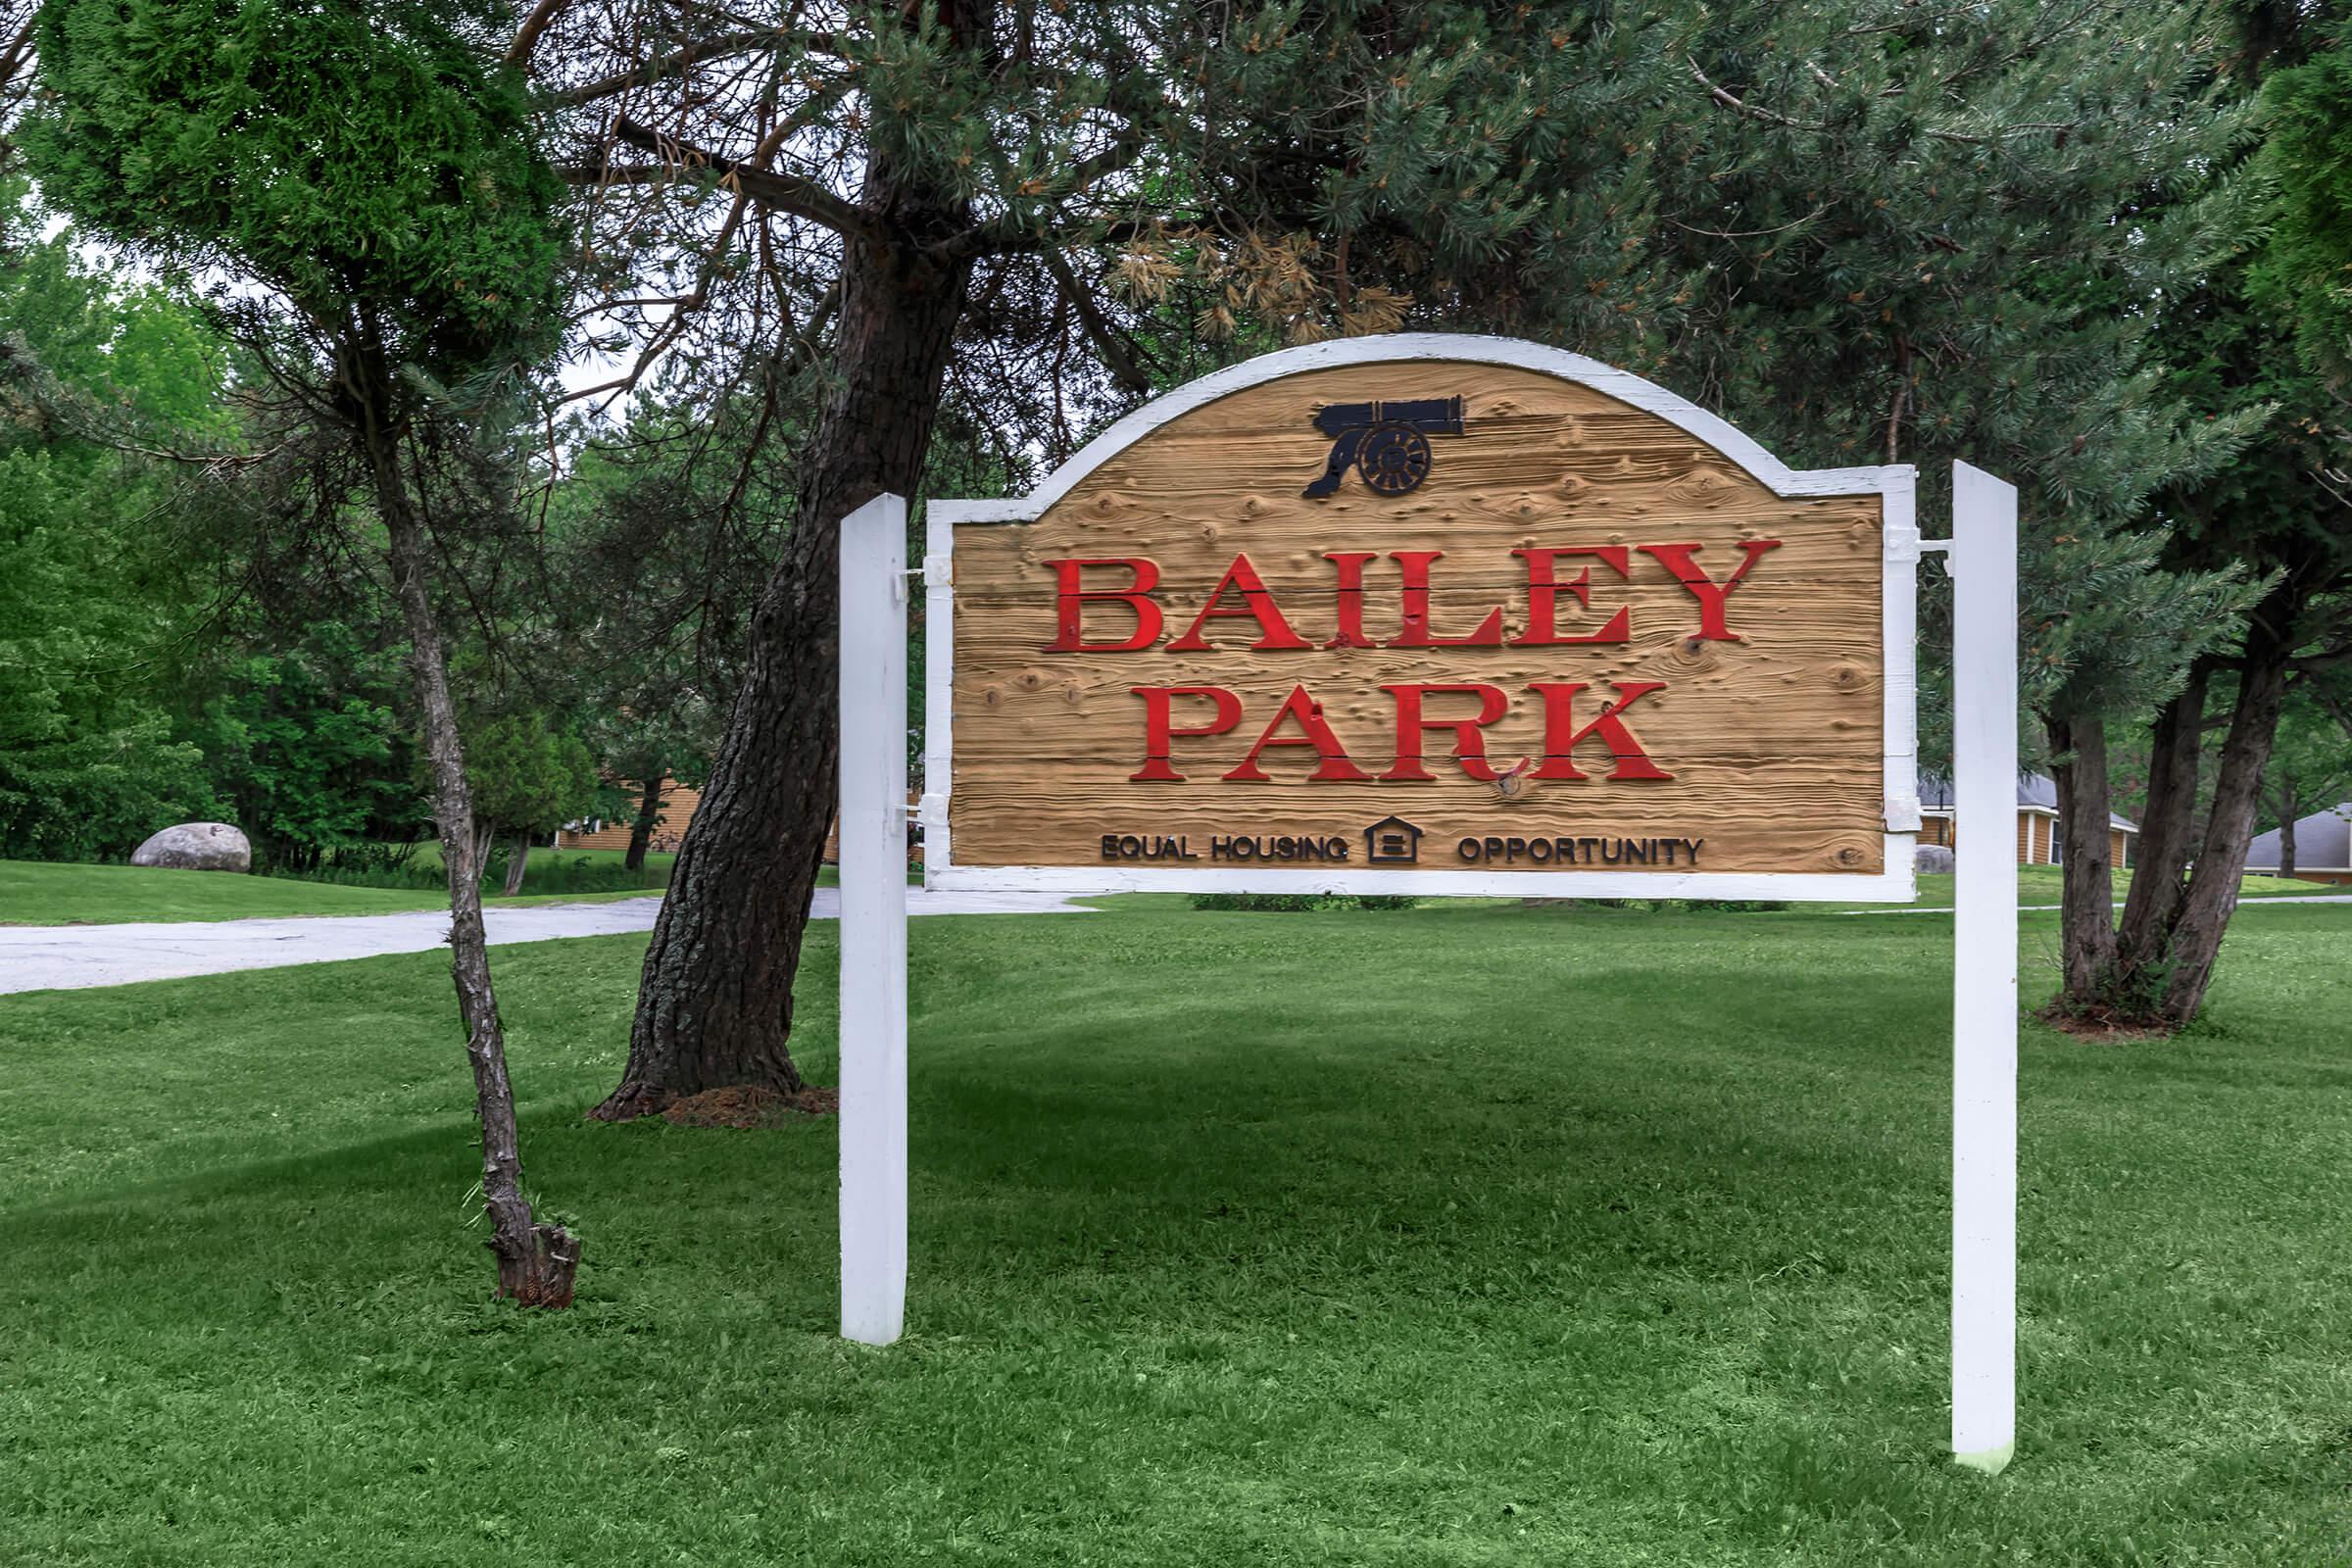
<box><xmin>499</xmin><ymin>0</ymin><xmax>2283</xmax><ymax>1110</ymax></box>
<box><xmin>2065</xmin><ymin>6</ymin><xmax>2352</xmax><ymax>1027</ymax></box>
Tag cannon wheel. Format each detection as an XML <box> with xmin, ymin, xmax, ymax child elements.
<box><xmin>1355</xmin><ymin>421</ymin><xmax>1433</xmax><ymax>495</ymax></box>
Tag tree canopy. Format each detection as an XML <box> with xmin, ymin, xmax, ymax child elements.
<box><xmin>25</xmin><ymin>0</ymin><xmax>564</xmax><ymax>385</ymax></box>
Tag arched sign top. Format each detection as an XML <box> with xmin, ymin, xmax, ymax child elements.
<box><xmin>925</xmin><ymin>332</ymin><xmax>1920</xmax><ymax>903</ymax></box>
<box><xmin>949</xmin><ymin>332</ymin><xmax>1908</xmax><ymax>522</ymax></box>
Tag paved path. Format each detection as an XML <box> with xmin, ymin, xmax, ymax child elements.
<box><xmin>1845</xmin><ymin>894</ymin><xmax>2352</xmax><ymax>915</ymax></box>
<box><xmin>0</xmin><ymin>889</ymin><xmax>1094</xmax><ymax>996</ymax></box>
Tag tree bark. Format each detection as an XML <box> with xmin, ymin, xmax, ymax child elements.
<box><xmin>593</xmin><ymin>88</ymin><xmax>981</xmax><ymax>1120</ymax></box>
<box><xmin>2115</xmin><ymin>661</ymin><xmax>2208</xmax><ymax>962</ymax></box>
<box><xmin>623</xmin><ymin>774</ymin><xmax>665</xmax><ymax>872</ymax></box>
<box><xmin>2159</xmin><ymin>627</ymin><xmax>2292</xmax><ymax>1022</ymax></box>
<box><xmin>2277</xmin><ymin>782</ymin><xmax>2299</xmax><ymax>882</ymax></box>
<box><xmin>503</xmin><ymin>833</ymin><xmax>532</xmax><ymax>897</ymax></box>
<box><xmin>2046</xmin><ymin>709</ymin><xmax>2118</xmax><ymax>1006</ymax></box>
<box><xmin>355</xmin><ymin>340</ymin><xmax>577</xmax><ymax>1303</ymax></box>
<box><xmin>2096</xmin><ymin>587</ymin><xmax>2300</xmax><ymax>1028</ymax></box>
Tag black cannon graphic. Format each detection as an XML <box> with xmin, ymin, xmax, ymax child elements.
<box><xmin>1301</xmin><ymin>395</ymin><xmax>1466</xmax><ymax>499</ymax></box>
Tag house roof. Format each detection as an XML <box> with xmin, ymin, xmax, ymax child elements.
<box><xmin>2247</xmin><ymin>803</ymin><xmax>2352</xmax><ymax>872</ymax></box>
<box><xmin>1917</xmin><ymin>771</ymin><xmax>2139</xmax><ymax>833</ymax></box>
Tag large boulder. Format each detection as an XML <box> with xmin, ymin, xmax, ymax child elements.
<box><xmin>1914</xmin><ymin>843</ymin><xmax>1957</xmax><ymax>875</ymax></box>
<box><xmin>130</xmin><ymin>821</ymin><xmax>252</xmax><ymax>873</ymax></box>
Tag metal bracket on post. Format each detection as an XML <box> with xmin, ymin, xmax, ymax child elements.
<box><xmin>839</xmin><ymin>491</ymin><xmax>911</xmax><ymax>1348</ymax></box>
<box><xmin>891</xmin><ymin>557</ymin><xmax>950</xmax><ymax>608</ymax></box>
<box><xmin>1950</xmin><ymin>461</ymin><xmax>2018</xmax><ymax>1475</ymax></box>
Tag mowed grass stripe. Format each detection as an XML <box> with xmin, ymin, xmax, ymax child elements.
<box><xmin>1</xmin><ymin>901</ymin><xmax>2346</xmax><ymax>1564</ymax></box>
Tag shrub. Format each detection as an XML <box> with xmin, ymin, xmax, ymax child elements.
<box><xmin>279</xmin><ymin>845</ymin><xmax>669</xmax><ymax>897</ymax></box>
<box><xmin>1190</xmin><ymin>892</ymin><xmax>1329</xmax><ymax>911</ymax></box>
<box><xmin>1188</xmin><ymin>892</ymin><xmax>1419</xmax><ymax>912</ymax></box>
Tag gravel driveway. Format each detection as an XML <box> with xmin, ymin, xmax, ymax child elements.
<box><xmin>0</xmin><ymin>888</ymin><xmax>1093</xmax><ymax>995</ymax></box>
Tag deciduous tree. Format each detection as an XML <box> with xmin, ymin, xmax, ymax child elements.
<box><xmin>0</xmin><ymin>190</ymin><xmax>229</xmax><ymax>859</ymax></box>
<box><xmin>466</xmin><ymin>710</ymin><xmax>598</xmax><ymax>894</ymax></box>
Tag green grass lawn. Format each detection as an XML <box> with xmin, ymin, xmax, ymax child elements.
<box><xmin>1917</xmin><ymin>865</ymin><xmax>2342</xmax><ymax>908</ymax></box>
<box><xmin>8</xmin><ymin>854</ymin><xmax>2335</xmax><ymax>928</ymax></box>
<box><xmin>0</xmin><ymin>858</ymin><xmax>669</xmax><ymax>925</ymax></box>
<box><xmin>2</xmin><ymin>898</ymin><xmax>2348</xmax><ymax>1563</ymax></box>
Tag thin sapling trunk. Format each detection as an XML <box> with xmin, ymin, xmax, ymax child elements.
<box><xmin>365</xmin><ymin>381</ymin><xmax>577</xmax><ymax>1305</ymax></box>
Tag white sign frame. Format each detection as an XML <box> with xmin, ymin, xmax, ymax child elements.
<box><xmin>920</xmin><ymin>333</ymin><xmax>1924</xmax><ymax>904</ymax></box>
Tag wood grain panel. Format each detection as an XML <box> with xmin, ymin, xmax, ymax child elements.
<box><xmin>949</xmin><ymin>360</ymin><xmax>1886</xmax><ymax>876</ymax></box>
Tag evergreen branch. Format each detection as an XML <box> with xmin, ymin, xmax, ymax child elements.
<box><xmin>599</xmin><ymin>118</ymin><xmax>883</xmax><ymax>244</ymax></box>
<box><xmin>0</xmin><ymin>13</ymin><xmax>35</xmax><ymax>156</ymax></box>
<box><xmin>1690</xmin><ymin>54</ymin><xmax>2082</xmax><ymax>146</ymax></box>
<box><xmin>554</xmin><ymin>28</ymin><xmax>844</xmax><ymax>107</ymax></box>
<box><xmin>1688</xmin><ymin>59</ymin><xmax>1831</xmax><ymax>132</ymax></box>
<box><xmin>943</xmin><ymin>212</ymin><xmax>1173</xmax><ymax>259</ymax></box>
<box><xmin>1918</xmin><ymin>121</ymin><xmax>2079</xmax><ymax>147</ymax></box>
<box><xmin>2288</xmin><ymin>637</ymin><xmax>2352</xmax><ymax>675</ymax></box>
<box><xmin>1663</xmin><ymin>204</ymin><xmax>1828</xmax><ymax>239</ymax></box>
<box><xmin>505</xmin><ymin>0</ymin><xmax>577</xmax><ymax>68</ymax></box>
<box><xmin>936</xmin><ymin>131</ymin><xmax>1156</xmax><ymax>260</ymax></box>
<box><xmin>1</xmin><ymin>16</ymin><xmax>35</xmax><ymax>91</ymax></box>
<box><xmin>1039</xmin><ymin>244</ymin><xmax>1154</xmax><ymax>396</ymax></box>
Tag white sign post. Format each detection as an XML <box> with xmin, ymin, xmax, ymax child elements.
<box><xmin>1948</xmin><ymin>461</ymin><xmax>2019</xmax><ymax>1473</ymax></box>
<box><xmin>838</xmin><ymin>490</ymin><xmax>909</xmax><ymax>1348</ymax></box>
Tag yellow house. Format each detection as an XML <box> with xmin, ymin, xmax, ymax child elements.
<box><xmin>557</xmin><ymin>776</ymin><xmax>704</xmax><ymax>854</ymax></box>
<box><xmin>1917</xmin><ymin>772</ymin><xmax>2136</xmax><ymax>868</ymax></box>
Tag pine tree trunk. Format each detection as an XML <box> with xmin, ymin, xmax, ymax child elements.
<box><xmin>356</xmin><ymin>346</ymin><xmax>577</xmax><ymax>1303</ymax></box>
<box><xmin>623</xmin><ymin>775</ymin><xmax>665</xmax><ymax>872</ymax></box>
<box><xmin>2158</xmin><ymin>632</ymin><xmax>2291</xmax><ymax>1023</ymax></box>
<box><xmin>2090</xmin><ymin>591</ymin><xmax>2299</xmax><ymax>1030</ymax></box>
<box><xmin>2047</xmin><ymin>710</ymin><xmax>2118</xmax><ymax>1006</ymax></box>
<box><xmin>593</xmin><ymin>127</ymin><xmax>978</xmax><ymax>1120</ymax></box>
<box><xmin>503</xmin><ymin>834</ymin><xmax>532</xmax><ymax>897</ymax></box>
<box><xmin>2115</xmin><ymin>661</ymin><xmax>2208</xmax><ymax>963</ymax></box>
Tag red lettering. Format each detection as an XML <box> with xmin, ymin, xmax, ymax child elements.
<box><xmin>1046</xmin><ymin>559</ymin><xmax>1163</xmax><ymax>652</ymax></box>
<box><xmin>1512</xmin><ymin>546</ymin><xmax>1632</xmax><ymax>646</ymax></box>
<box><xmin>1638</xmin><ymin>540</ymin><xmax>1781</xmax><ymax>641</ymax></box>
<box><xmin>1528</xmin><ymin>681</ymin><xmax>1674</xmax><ymax>780</ymax></box>
<box><xmin>1129</xmin><ymin>686</ymin><xmax>1244</xmax><ymax>782</ymax></box>
<box><xmin>1323</xmin><ymin>552</ymin><xmax>1380</xmax><ymax>648</ymax></box>
<box><xmin>1387</xmin><ymin>551</ymin><xmax>1504</xmax><ymax>648</ymax></box>
<box><xmin>1224</xmin><ymin>686</ymin><xmax>1371</xmax><ymax>782</ymax></box>
<box><xmin>1166</xmin><ymin>553</ymin><xmax>1312</xmax><ymax>652</ymax></box>
<box><xmin>1381</xmin><ymin>683</ymin><xmax>1510</xmax><ymax>782</ymax></box>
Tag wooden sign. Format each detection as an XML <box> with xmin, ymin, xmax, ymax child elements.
<box><xmin>923</xmin><ymin>336</ymin><xmax>1921</xmax><ymax>901</ymax></box>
